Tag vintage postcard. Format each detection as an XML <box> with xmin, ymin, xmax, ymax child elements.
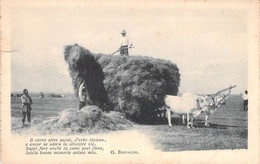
<box><xmin>1</xmin><ymin>0</ymin><xmax>259</xmax><ymax>163</ymax></box>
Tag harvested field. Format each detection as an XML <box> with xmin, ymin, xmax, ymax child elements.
<box><xmin>11</xmin><ymin>95</ymin><xmax>247</xmax><ymax>151</ymax></box>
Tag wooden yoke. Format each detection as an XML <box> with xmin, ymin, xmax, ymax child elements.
<box><xmin>215</xmin><ymin>85</ymin><xmax>236</xmax><ymax>96</ymax></box>
<box><xmin>207</xmin><ymin>85</ymin><xmax>236</xmax><ymax>97</ymax></box>
<box><xmin>207</xmin><ymin>85</ymin><xmax>236</xmax><ymax>107</ymax></box>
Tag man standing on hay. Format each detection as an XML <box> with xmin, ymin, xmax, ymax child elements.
<box><xmin>120</xmin><ymin>30</ymin><xmax>133</xmax><ymax>56</ymax></box>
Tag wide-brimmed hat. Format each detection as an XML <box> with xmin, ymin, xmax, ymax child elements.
<box><xmin>121</xmin><ymin>30</ymin><xmax>126</xmax><ymax>34</ymax></box>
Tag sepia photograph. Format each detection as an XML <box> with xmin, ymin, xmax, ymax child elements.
<box><xmin>1</xmin><ymin>0</ymin><xmax>259</xmax><ymax>163</ymax></box>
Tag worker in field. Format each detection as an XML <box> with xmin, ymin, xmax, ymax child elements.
<box><xmin>78</xmin><ymin>81</ymin><xmax>91</xmax><ymax>110</ymax></box>
<box><xmin>21</xmin><ymin>89</ymin><xmax>33</xmax><ymax>125</ymax></box>
<box><xmin>242</xmin><ymin>90</ymin><xmax>248</xmax><ymax>111</ymax></box>
<box><xmin>120</xmin><ymin>30</ymin><xmax>133</xmax><ymax>56</ymax></box>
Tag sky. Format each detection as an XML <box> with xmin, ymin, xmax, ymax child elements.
<box><xmin>9</xmin><ymin>3</ymin><xmax>248</xmax><ymax>94</ymax></box>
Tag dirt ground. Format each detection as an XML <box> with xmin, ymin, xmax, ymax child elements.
<box><xmin>11</xmin><ymin>95</ymin><xmax>247</xmax><ymax>151</ymax></box>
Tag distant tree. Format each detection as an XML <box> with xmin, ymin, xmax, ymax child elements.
<box><xmin>16</xmin><ymin>94</ymin><xmax>22</xmax><ymax>97</ymax></box>
<box><xmin>39</xmin><ymin>92</ymin><xmax>44</xmax><ymax>98</ymax></box>
<box><xmin>49</xmin><ymin>93</ymin><xmax>63</xmax><ymax>98</ymax></box>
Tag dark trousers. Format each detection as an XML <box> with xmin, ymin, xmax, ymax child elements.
<box><xmin>22</xmin><ymin>110</ymin><xmax>31</xmax><ymax>124</ymax></box>
<box><xmin>79</xmin><ymin>101</ymin><xmax>86</xmax><ymax>110</ymax></box>
<box><xmin>243</xmin><ymin>100</ymin><xmax>248</xmax><ymax>111</ymax></box>
<box><xmin>120</xmin><ymin>46</ymin><xmax>129</xmax><ymax>56</ymax></box>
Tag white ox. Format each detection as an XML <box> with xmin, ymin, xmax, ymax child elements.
<box><xmin>202</xmin><ymin>94</ymin><xmax>228</xmax><ymax>127</ymax></box>
<box><xmin>165</xmin><ymin>93</ymin><xmax>212</xmax><ymax>128</ymax></box>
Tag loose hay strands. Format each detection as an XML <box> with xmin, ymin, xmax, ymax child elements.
<box><xmin>64</xmin><ymin>44</ymin><xmax>180</xmax><ymax>123</ymax></box>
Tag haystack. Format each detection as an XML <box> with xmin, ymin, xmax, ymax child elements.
<box><xmin>64</xmin><ymin>44</ymin><xmax>180</xmax><ymax>123</ymax></box>
<box><xmin>15</xmin><ymin>105</ymin><xmax>133</xmax><ymax>135</ymax></box>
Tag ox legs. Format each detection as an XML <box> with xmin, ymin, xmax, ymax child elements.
<box><xmin>182</xmin><ymin>115</ymin><xmax>186</xmax><ymax>124</ymax></box>
<box><xmin>190</xmin><ymin>114</ymin><xmax>194</xmax><ymax>128</ymax></box>
<box><xmin>204</xmin><ymin>110</ymin><xmax>210</xmax><ymax>127</ymax></box>
<box><xmin>167</xmin><ymin>108</ymin><xmax>172</xmax><ymax>127</ymax></box>
<box><xmin>186</xmin><ymin>113</ymin><xmax>194</xmax><ymax>129</ymax></box>
<box><xmin>205</xmin><ymin>114</ymin><xmax>210</xmax><ymax>127</ymax></box>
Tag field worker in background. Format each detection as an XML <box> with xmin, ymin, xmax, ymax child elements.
<box><xmin>21</xmin><ymin>89</ymin><xmax>33</xmax><ymax>125</ymax></box>
<box><xmin>242</xmin><ymin>90</ymin><xmax>248</xmax><ymax>111</ymax></box>
<box><xmin>120</xmin><ymin>30</ymin><xmax>133</xmax><ymax>56</ymax></box>
<box><xmin>78</xmin><ymin>81</ymin><xmax>90</xmax><ymax>110</ymax></box>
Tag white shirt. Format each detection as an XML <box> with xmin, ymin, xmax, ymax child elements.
<box><xmin>78</xmin><ymin>83</ymin><xmax>86</xmax><ymax>102</ymax></box>
<box><xmin>242</xmin><ymin>93</ymin><xmax>248</xmax><ymax>100</ymax></box>
<box><xmin>121</xmin><ymin>36</ymin><xmax>131</xmax><ymax>46</ymax></box>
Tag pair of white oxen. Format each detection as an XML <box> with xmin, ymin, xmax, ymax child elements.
<box><xmin>164</xmin><ymin>92</ymin><xmax>227</xmax><ymax>128</ymax></box>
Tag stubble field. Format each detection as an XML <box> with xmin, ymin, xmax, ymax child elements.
<box><xmin>11</xmin><ymin>95</ymin><xmax>247</xmax><ymax>151</ymax></box>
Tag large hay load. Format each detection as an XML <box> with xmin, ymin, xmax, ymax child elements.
<box><xmin>64</xmin><ymin>44</ymin><xmax>180</xmax><ymax>123</ymax></box>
